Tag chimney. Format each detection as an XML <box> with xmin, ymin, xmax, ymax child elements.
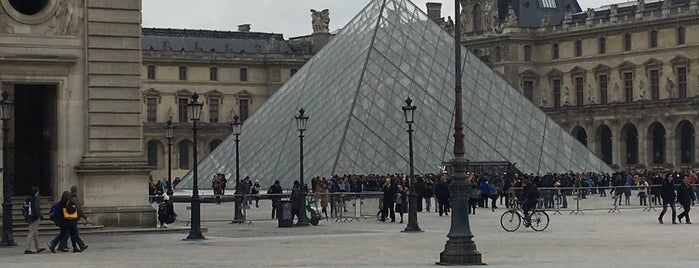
<box><xmin>426</xmin><ymin>2</ymin><xmax>442</xmax><ymax>21</ymax></box>
<box><xmin>238</xmin><ymin>24</ymin><xmax>251</xmax><ymax>32</ymax></box>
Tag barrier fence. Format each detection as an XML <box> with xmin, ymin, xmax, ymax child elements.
<box><xmin>158</xmin><ymin>184</ymin><xmax>697</xmax><ymax>225</ymax></box>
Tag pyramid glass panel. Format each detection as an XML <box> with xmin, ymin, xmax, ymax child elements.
<box><xmin>178</xmin><ymin>0</ymin><xmax>612</xmax><ymax>189</ymax></box>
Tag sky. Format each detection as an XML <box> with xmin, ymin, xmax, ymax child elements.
<box><xmin>143</xmin><ymin>0</ymin><xmax>614</xmax><ymax>38</ymax></box>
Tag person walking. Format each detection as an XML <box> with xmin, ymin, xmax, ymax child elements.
<box><xmin>677</xmin><ymin>176</ymin><xmax>694</xmax><ymax>224</ymax></box>
<box><xmin>267</xmin><ymin>180</ymin><xmax>283</xmax><ymax>219</ymax></box>
<box><xmin>67</xmin><ymin>186</ymin><xmax>88</xmax><ymax>252</ymax></box>
<box><xmin>316</xmin><ymin>179</ymin><xmax>329</xmax><ymax>219</ymax></box>
<box><xmin>658</xmin><ymin>175</ymin><xmax>677</xmax><ymax>224</ymax></box>
<box><xmin>47</xmin><ymin>191</ymin><xmax>71</xmax><ymax>253</ymax></box>
<box><xmin>158</xmin><ymin>195</ymin><xmax>176</xmax><ymax>228</ymax></box>
<box><xmin>24</xmin><ymin>187</ymin><xmax>45</xmax><ymax>254</ymax></box>
<box><xmin>434</xmin><ymin>175</ymin><xmax>450</xmax><ymax>216</ymax></box>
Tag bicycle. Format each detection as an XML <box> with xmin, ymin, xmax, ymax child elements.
<box><xmin>500</xmin><ymin>198</ymin><xmax>549</xmax><ymax>232</ymax></box>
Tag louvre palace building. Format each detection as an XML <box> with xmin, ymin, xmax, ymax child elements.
<box><xmin>441</xmin><ymin>0</ymin><xmax>699</xmax><ymax>171</ymax></box>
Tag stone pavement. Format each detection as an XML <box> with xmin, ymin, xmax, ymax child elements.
<box><xmin>0</xmin><ymin>194</ymin><xmax>698</xmax><ymax>267</ymax></box>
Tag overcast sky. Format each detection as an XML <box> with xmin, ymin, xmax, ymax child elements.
<box><xmin>143</xmin><ymin>0</ymin><xmax>613</xmax><ymax>38</ymax></box>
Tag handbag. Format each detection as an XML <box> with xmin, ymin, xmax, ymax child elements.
<box><xmin>62</xmin><ymin>202</ymin><xmax>78</xmax><ymax>220</ymax></box>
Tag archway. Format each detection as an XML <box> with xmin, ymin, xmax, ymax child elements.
<box><xmin>621</xmin><ymin>124</ymin><xmax>638</xmax><ymax>165</ymax></box>
<box><xmin>572</xmin><ymin>126</ymin><xmax>588</xmax><ymax>147</ymax></box>
<box><xmin>146</xmin><ymin>140</ymin><xmax>163</xmax><ymax>168</ymax></box>
<box><xmin>596</xmin><ymin>125</ymin><xmax>613</xmax><ymax>164</ymax></box>
<box><xmin>648</xmin><ymin>122</ymin><xmax>666</xmax><ymax>165</ymax></box>
<box><xmin>675</xmin><ymin>120</ymin><xmax>695</xmax><ymax>164</ymax></box>
<box><xmin>178</xmin><ymin>140</ymin><xmax>193</xmax><ymax>169</ymax></box>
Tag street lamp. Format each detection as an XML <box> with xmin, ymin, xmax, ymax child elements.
<box><xmin>185</xmin><ymin>93</ymin><xmax>205</xmax><ymax>240</ymax></box>
<box><xmin>0</xmin><ymin>91</ymin><xmax>14</xmax><ymax>247</ymax></box>
<box><xmin>165</xmin><ymin>118</ymin><xmax>174</xmax><ymax>196</ymax></box>
<box><xmin>401</xmin><ymin>97</ymin><xmax>421</xmax><ymax>233</ymax></box>
<box><xmin>438</xmin><ymin>0</ymin><xmax>484</xmax><ymax>265</ymax></box>
<box><xmin>295</xmin><ymin>108</ymin><xmax>309</xmax><ymax>226</ymax></box>
<box><xmin>230</xmin><ymin>115</ymin><xmax>245</xmax><ymax>224</ymax></box>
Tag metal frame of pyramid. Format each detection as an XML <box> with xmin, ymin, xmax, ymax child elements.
<box><xmin>178</xmin><ymin>0</ymin><xmax>612</xmax><ymax>189</ymax></box>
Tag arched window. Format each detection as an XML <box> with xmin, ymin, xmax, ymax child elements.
<box><xmin>178</xmin><ymin>140</ymin><xmax>193</xmax><ymax>169</ymax></box>
<box><xmin>572</xmin><ymin>126</ymin><xmax>588</xmax><ymax>147</ymax></box>
<box><xmin>472</xmin><ymin>3</ymin><xmax>483</xmax><ymax>33</ymax></box>
<box><xmin>623</xmin><ymin>124</ymin><xmax>639</xmax><ymax>165</ymax></box>
<box><xmin>649</xmin><ymin>123</ymin><xmax>666</xmax><ymax>164</ymax></box>
<box><xmin>677</xmin><ymin>121</ymin><xmax>695</xmax><ymax>164</ymax></box>
<box><xmin>597</xmin><ymin>125</ymin><xmax>613</xmax><ymax>164</ymax></box>
<box><xmin>240</xmin><ymin>68</ymin><xmax>248</xmax><ymax>82</ymax></box>
<box><xmin>147</xmin><ymin>140</ymin><xmax>159</xmax><ymax>167</ymax></box>
<box><xmin>209</xmin><ymin>140</ymin><xmax>222</xmax><ymax>153</ymax></box>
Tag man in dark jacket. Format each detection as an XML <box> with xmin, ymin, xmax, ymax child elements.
<box><xmin>24</xmin><ymin>187</ymin><xmax>45</xmax><ymax>254</ymax></box>
<box><xmin>676</xmin><ymin>176</ymin><xmax>694</xmax><ymax>224</ymax></box>
<box><xmin>380</xmin><ymin>178</ymin><xmax>396</xmax><ymax>222</ymax></box>
<box><xmin>290</xmin><ymin>180</ymin><xmax>304</xmax><ymax>223</ymax></box>
<box><xmin>158</xmin><ymin>195</ymin><xmax>176</xmax><ymax>228</ymax></box>
<box><xmin>658</xmin><ymin>174</ymin><xmax>677</xmax><ymax>224</ymax></box>
<box><xmin>268</xmin><ymin>180</ymin><xmax>283</xmax><ymax>219</ymax></box>
<box><xmin>434</xmin><ymin>173</ymin><xmax>451</xmax><ymax>216</ymax></box>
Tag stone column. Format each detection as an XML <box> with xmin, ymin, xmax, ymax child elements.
<box><xmin>76</xmin><ymin>0</ymin><xmax>154</xmax><ymax>228</ymax></box>
<box><xmin>638</xmin><ymin>134</ymin><xmax>648</xmax><ymax>167</ymax></box>
<box><xmin>665</xmin><ymin>128</ymin><xmax>675</xmax><ymax>168</ymax></box>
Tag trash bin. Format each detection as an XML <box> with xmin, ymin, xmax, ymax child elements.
<box><xmin>278</xmin><ymin>199</ymin><xmax>293</xmax><ymax>228</ymax></box>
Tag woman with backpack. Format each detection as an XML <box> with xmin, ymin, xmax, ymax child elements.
<box><xmin>47</xmin><ymin>189</ymin><xmax>87</xmax><ymax>253</ymax></box>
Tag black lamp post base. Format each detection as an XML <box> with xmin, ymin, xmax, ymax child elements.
<box><xmin>402</xmin><ymin>225</ymin><xmax>423</xmax><ymax>233</ymax></box>
<box><xmin>437</xmin><ymin>237</ymin><xmax>485</xmax><ymax>266</ymax></box>
<box><xmin>184</xmin><ymin>233</ymin><xmax>206</xmax><ymax>241</ymax></box>
<box><xmin>295</xmin><ymin>217</ymin><xmax>310</xmax><ymax>226</ymax></box>
<box><xmin>232</xmin><ymin>197</ymin><xmax>245</xmax><ymax>224</ymax></box>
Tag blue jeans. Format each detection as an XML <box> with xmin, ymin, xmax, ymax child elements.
<box><xmin>54</xmin><ymin>221</ymin><xmax>85</xmax><ymax>250</ymax></box>
<box><xmin>50</xmin><ymin>225</ymin><xmax>69</xmax><ymax>249</ymax></box>
<box><xmin>522</xmin><ymin>199</ymin><xmax>534</xmax><ymax>219</ymax></box>
<box><xmin>424</xmin><ymin>197</ymin><xmax>431</xmax><ymax>211</ymax></box>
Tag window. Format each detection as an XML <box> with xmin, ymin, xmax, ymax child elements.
<box><xmin>240</xmin><ymin>68</ymin><xmax>248</xmax><ymax>81</ymax></box>
<box><xmin>178</xmin><ymin>140</ymin><xmax>191</xmax><ymax>170</ymax></box>
<box><xmin>178</xmin><ymin>98</ymin><xmax>189</xmax><ymax>123</ymax></box>
<box><xmin>650</xmin><ymin>30</ymin><xmax>658</xmax><ymax>48</ymax></box>
<box><xmin>575</xmin><ymin>77</ymin><xmax>584</xmax><ymax>106</ymax></box>
<box><xmin>494</xmin><ymin>46</ymin><xmax>501</xmax><ymax>62</ymax></box>
<box><xmin>624</xmin><ymin>33</ymin><xmax>632</xmax><ymax>51</ymax></box>
<box><xmin>179</xmin><ymin>66</ymin><xmax>187</xmax><ymax>80</ymax></box>
<box><xmin>678</xmin><ymin>26</ymin><xmax>685</xmax><ymax>45</ymax></box>
<box><xmin>147</xmin><ymin>140</ymin><xmax>159</xmax><ymax>167</ymax></box>
<box><xmin>146</xmin><ymin>97</ymin><xmax>157</xmax><ymax>123</ymax></box>
<box><xmin>650</xmin><ymin>70</ymin><xmax>660</xmax><ymax>100</ymax></box>
<box><xmin>598</xmin><ymin>37</ymin><xmax>606</xmax><ymax>54</ymax></box>
<box><xmin>552</xmin><ymin>43</ymin><xmax>559</xmax><ymax>59</ymax></box>
<box><xmin>209</xmin><ymin>67</ymin><xmax>218</xmax><ymax>81</ymax></box>
<box><xmin>290</xmin><ymin>69</ymin><xmax>298</xmax><ymax>77</ymax></box>
<box><xmin>553</xmin><ymin>79</ymin><xmax>561</xmax><ymax>107</ymax></box>
<box><xmin>473</xmin><ymin>3</ymin><xmax>483</xmax><ymax>32</ymax></box>
<box><xmin>147</xmin><ymin>65</ymin><xmax>156</xmax><ymax>80</ymax></box>
<box><xmin>624</xmin><ymin>72</ymin><xmax>633</xmax><ymax>102</ymax></box>
<box><xmin>209</xmin><ymin>98</ymin><xmax>219</xmax><ymax>123</ymax></box>
<box><xmin>524</xmin><ymin>45</ymin><xmax>532</xmax><ymax>62</ymax></box>
<box><xmin>599</xmin><ymin>75</ymin><xmax>608</xmax><ymax>105</ymax></box>
<box><xmin>678</xmin><ymin>67</ymin><xmax>687</xmax><ymax>98</ymax></box>
<box><xmin>540</xmin><ymin>0</ymin><xmax>557</xmax><ymax>8</ymax></box>
<box><xmin>523</xmin><ymin>81</ymin><xmax>534</xmax><ymax>101</ymax></box>
<box><xmin>575</xmin><ymin>40</ymin><xmax>582</xmax><ymax>57</ymax></box>
<box><xmin>239</xmin><ymin>99</ymin><xmax>249</xmax><ymax>121</ymax></box>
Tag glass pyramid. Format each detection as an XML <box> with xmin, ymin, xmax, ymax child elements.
<box><xmin>178</xmin><ymin>0</ymin><xmax>612</xmax><ymax>189</ymax></box>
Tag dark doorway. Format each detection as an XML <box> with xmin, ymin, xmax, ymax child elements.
<box><xmin>677</xmin><ymin>121</ymin><xmax>694</xmax><ymax>164</ymax></box>
<box><xmin>598</xmin><ymin>125</ymin><xmax>613</xmax><ymax>165</ymax></box>
<box><xmin>650</xmin><ymin>123</ymin><xmax>666</xmax><ymax>164</ymax></box>
<box><xmin>573</xmin><ymin>126</ymin><xmax>588</xmax><ymax>147</ymax></box>
<box><xmin>13</xmin><ymin>84</ymin><xmax>56</xmax><ymax>196</ymax></box>
<box><xmin>624</xmin><ymin>125</ymin><xmax>638</xmax><ymax>165</ymax></box>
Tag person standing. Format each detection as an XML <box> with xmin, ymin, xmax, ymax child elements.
<box><xmin>268</xmin><ymin>180</ymin><xmax>283</xmax><ymax>219</ymax></box>
<box><xmin>316</xmin><ymin>179</ymin><xmax>329</xmax><ymax>219</ymax></box>
<box><xmin>395</xmin><ymin>185</ymin><xmax>407</xmax><ymax>224</ymax></box>
<box><xmin>24</xmin><ymin>187</ymin><xmax>45</xmax><ymax>254</ymax></box>
<box><xmin>677</xmin><ymin>176</ymin><xmax>694</xmax><ymax>224</ymax></box>
<box><xmin>658</xmin><ymin>175</ymin><xmax>677</xmax><ymax>224</ymax></box>
<box><xmin>434</xmin><ymin>174</ymin><xmax>450</xmax><ymax>216</ymax></box>
<box><xmin>379</xmin><ymin>178</ymin><xmax>396</xmax><ymax>222</ymax></box>
<box><xmin>290</xmin><ymin>180</ymin><xmax>303</xmax><ymax>223</ymax></box>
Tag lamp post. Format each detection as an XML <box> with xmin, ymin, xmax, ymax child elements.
<box><xmin>295</xmin><ymin>108</ymin><xmax>309</xmax><ymax>226</ymax></box>
<box><xmin>185</xmin><ymin>93</ymin><xmax>205</xmax><ymax>240</ymax></box>
<box><xmin>165</xmin><ymin>119</ymin><xmax>174</xmax><ymax>196</ymax></box>
<box><xmin>438</xmin><ymin>0</ymin><xmax>484</xmax><ymax>265</ymax></box>
<box><xmin>402</xmin><ymin>97</ymin><xmax>421</xmax><ymax>233</ymax></box>
<box><xmin>0</xmin><ymin>91</ymin><xmax>14</xmax><ymax>247</ymax></box>
<box><xmin>230</xmin><ymin>115</ymin><xmax>245</xmax><ymax>224</ymax></box>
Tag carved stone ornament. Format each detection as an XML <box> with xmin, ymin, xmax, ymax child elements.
<box><xmin>586</xmin><ymin>8</ymin><xmax>595</xmax><ymax>20</ymax></box>
<box><xmin>504</xmin><ymin>5</ymin><xmax>518</xmax><ymax>28</ymax></box>
<box><xmin>540</xmin><ymin>16</ymin><xmax>550</xmax><ymax>28</ymax></box>
<box><xmin>563</xmin><ymin>11</ymin><xmax>572</xmax><ymax>24</ymax></box>
<box><xmin>46</xmin><ymin>0</ymin><xmax>84</xmax><ymax>35</ymax></box>
<box><xmin>637</xmin><ymin>0</ymin><xmax>645</xmax><ymax>12</ymax></box>
<box><xmin>311</xmin><ymin>9</ymin><xmax>329</xmax><ymax>33</ymax></box>
<box><xmin>610</xmin><ymin>4</ymin><xmax>618</xmax><ymax>15</ymax></box>
<box><xmin>444</xmin><ymin>16</ymin><xmax>454</xmax><ymax>35</ymax></box>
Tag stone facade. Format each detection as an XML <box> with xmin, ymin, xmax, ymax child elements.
<box><xmin>140</xmin><ymin>28</ymin><xmax>313</xmax><ymax>182</ymax></box>
<box><xmin>0</xmin><ymin>0</ymin><xmax>153</xmax><ymax>227</ymax></box>
<box><xmin>454</xmin><ymin>0</ymin><xmax>699</xmax><ymax>171</ymax></box>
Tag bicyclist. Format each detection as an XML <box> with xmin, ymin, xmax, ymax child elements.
<box><xmin>520</xmin><ymin>179</ymin><xmax>539</xmax><ymax>223</ymax></box>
